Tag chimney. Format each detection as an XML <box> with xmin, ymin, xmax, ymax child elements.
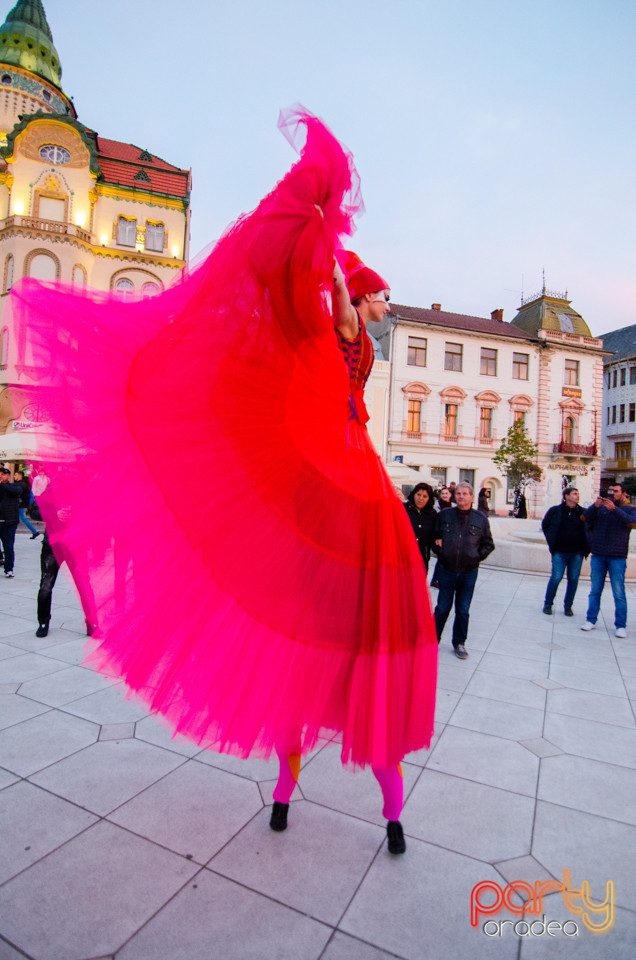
<box><xmin>431</xmin><ymin>303</ymin><xmax>441</xmax><ymax>311</ymax></box>
<box><xmin>491</xmin><ymin>308</ymin><xmax>504</xmax><ymax>322</ymax></box>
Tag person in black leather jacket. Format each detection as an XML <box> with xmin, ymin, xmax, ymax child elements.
<box><xmin>541</xmin><ymin>486</ymin><xmax>588</xmax><ymax>617</ymax></box>
<box><xmin>0</xmin><ymin>467</ymin><xmax>22</xmax><ymax>577</ymax></box>
<box><xmin>403</xmin><ymin>482</ymin><xmax>436</xmax><ymax>571</ymax></box>
<box><xmin>431</xmin><ymin>482</ymin><xmax>495</xmax><ymax>659</ymax></box>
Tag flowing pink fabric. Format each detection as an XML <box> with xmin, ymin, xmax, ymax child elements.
<box><xmin>8</xmin><ymin>108</ymin><xmax>437</xmax><ymax>769</ymax></box>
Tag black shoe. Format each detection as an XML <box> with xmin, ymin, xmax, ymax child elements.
<box><xmin>269</xmin><ymin>801</ymin><xmax>289</xmax><ymax>832</ymax></box>
<box><xmin>564</xmin><ymin>608</ymin><xmax>574</xmax><ymax>617</ymax></box>
<box><xmin>543</xmin><ymin>604</ymin><xmax>553</xmax><ymax>615</ymax></box>
<box><xmin>35</xmin><ymin>623</ymin><xmax>49</xmax><ymax>638</ymax></box>
<box><xmin>387</xmin><ymin>820</ymin><xmax>406</xmax><ymax>854</ymax></box>
<box><xmin>454</xmin><ymin>644</ymin><xmax>469</xmax><ymax>660</ymax></box>
<box><xmin>30</xmin><ymin>531</ymin><xmax>41</xmax><ymax>540</ymax></box>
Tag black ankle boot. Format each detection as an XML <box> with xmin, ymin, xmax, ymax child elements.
<box><xmin>387</xmin><ymin>820</ymin><xmax>406</xmax><ymax>854</ymax></box>
<box><xmin>35</xmin><ymin>623</ymin><xmax>49</xmax><ymax>638</ymax></box>
<box><xmin>269</xmin><ymin>801</ymin><xmax>289</xmax><ymax>832</ymax></box>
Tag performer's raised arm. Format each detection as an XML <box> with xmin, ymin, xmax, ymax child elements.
<box><xmin>332</xmin><ymin>259</ymin><xmax>359</xmax><ymax>338</ymax></box>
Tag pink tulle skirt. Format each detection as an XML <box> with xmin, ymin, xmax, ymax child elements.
<box><xmin>8</xmin><ymin>109</ymin><xmax>437</xmax><ymax>768</ymax></box>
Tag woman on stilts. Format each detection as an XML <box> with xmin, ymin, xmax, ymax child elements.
<box><xmin>9</xmin><ymin>108</ymin><xmax>438</xmax><ymax>855</ymax></box>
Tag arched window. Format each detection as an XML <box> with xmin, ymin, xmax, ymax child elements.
<box><xmin>115</xmin><ymin>278</ymin><xmax>134</xmax><ymax>299</ymax></box>
<box><xmin>72</xmin><ymin>264</ymin><xmax>87</xmax><ymax>285</ymax></box>
<box><xmin>4</xmin><ymin>254</ymin><xmax>13</xmax><ymax>292</ymax></box>
<box><xmin>563</xmin><ymin>416</ymin><xmax>576</xmax><ymax>445</ymax></box>
<box><xmin>141</xmin><ymin>282</ymin><xmax>160</xmax><ymax>298</ymax></box>
<box><xmin>27</xmin><ymin>253</ymin><xmax>57</xmax><ymax>281</ymax></box>
<box><xmin>0</xmin><ymin>327</ymin><xmax>8</xmax><ymax>370</ymax></box>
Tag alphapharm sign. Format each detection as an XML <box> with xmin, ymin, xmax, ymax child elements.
<box><xmin>471</xmin><ymin>870</ymin><xmax>614</xmax><ymax>938</ymax></box>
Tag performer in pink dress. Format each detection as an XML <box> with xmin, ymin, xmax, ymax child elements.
<box><xmin>8</xmin><ymin>108</ymin><xmax>437</xmax><ymax>854</ymax></box>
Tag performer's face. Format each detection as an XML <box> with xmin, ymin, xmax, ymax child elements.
<box><xmin>366</xmin><ymin>289</ymin><xmax>391</xmax><ymax>322</ymax></box>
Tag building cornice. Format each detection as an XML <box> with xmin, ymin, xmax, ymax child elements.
<box><xmin>95</xmin><ymin>181</ymin><xmax>188</xmax><ymax>210</ymax></box>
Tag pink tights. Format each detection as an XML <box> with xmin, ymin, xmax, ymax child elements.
<box><xmin>273</xmin><ymin>749</ymin><xmax>404</xmax><ymax>821</ymax></box>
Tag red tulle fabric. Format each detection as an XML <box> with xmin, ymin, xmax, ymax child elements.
<box><xmin>8</xmin><ymin>108</ymin><xmax>437</xmax><ymax>768</ymax></box>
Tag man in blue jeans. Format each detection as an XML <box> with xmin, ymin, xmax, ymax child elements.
<box><xmin>581</xmin><ymin>482</ymin><xmax>636</xmax><ymax>638</ymax></box>
<box><xmin>432</xmin><ymin>482</ymin><xmax>495</xmax><ymax>659</ymax></box>
<box><xmin>541</xmin><ymin>486</ymin><xmax>588</xmax><ymax>617</ymax></box>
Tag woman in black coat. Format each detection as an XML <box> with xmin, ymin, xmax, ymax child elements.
<box><xmin>403</xmin><ymin>482</ymin><xmax>437</xmax><ymax>571</ymax></box>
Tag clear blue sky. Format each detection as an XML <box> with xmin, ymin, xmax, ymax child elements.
<box><xmin>37</xmin><ymin>0</ymin><xmax>635</xmax><ymax>335</ymax></box>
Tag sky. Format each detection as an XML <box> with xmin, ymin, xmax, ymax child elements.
<box><xmin>32</xmin><ymin>0</ymin><xmax>635</xmax><ymax>336</ymax></box>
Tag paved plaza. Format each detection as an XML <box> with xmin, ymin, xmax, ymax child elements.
<box><xmin>0</xmin><ymin>530</ymin><xmax>635</xmax><ymax>960</ymax></box>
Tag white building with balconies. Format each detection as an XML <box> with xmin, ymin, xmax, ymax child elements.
<box><xmin>369</xmin><ymin>287</ymin><xmax>605</xmax><ymax>514</ymax></box>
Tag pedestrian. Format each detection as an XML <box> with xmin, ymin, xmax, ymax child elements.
<box><xmin>477</xmin><ymin>487</ymin><xmax>490</xmax><ymax>515</ymax></box>
<box><xmin>430</xmin><ymin>486</ymin><xmax>455</xmax><ymax>587</ymax></box>
<box><xmin>541</xmin><ymin>486</ymin><xmax>588</xmax><ymax>617</ymax></box>
<box><xmin>9</xmin><ymin>109</ymin><xmax>438</xmax><ymax>856</ymax></box>
<box><xmin>35</xmin><ymin>528</ymin><xmax>59</xmax><ymax>637</ymax></box>
<box><xmin>436</xmin><ymin>486</ymin><xmax>454</xmax><ymax>512</ymax></box>
<box><xmin>403</xmin><ymin>482</ymin><xmax>436</xmax><ymax>571</ymax></box>
<box><xmin>0</xmin><ymin>466</ymin><xmax>22</xmax><ymax>577</ymax></box>
<box><xmin>448</xmin><ymin>481</ymin><xmax>457</xmax><ymax>503</ymax></box>
<box><xmin>14</xmin><ymin>470</ymin><xmax>40</xmax><ymax>539</ymax></box>
<box><xmin>513</xmin><ymin>488</ymin><xmax>527</xmax><ymax>518</ymax></box>
<box><xmin>581</xmin><ymin>483</ymin><xmax>636</xmax><ymax>638</ymax></box>
<box><xmin>432</xmin><ymin>481</ymin><xmax>495</xmax><ymax>659</ymax></box>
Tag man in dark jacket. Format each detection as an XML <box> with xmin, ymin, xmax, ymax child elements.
<box><xmin>581</xmin><ymin>482</ymin><xmax>636</xmax><ymax>638</ymax></box>
<box><xmin>0</xmin><ymin>466</ymin><xmax>22</xmax><ymax>577</ymax></box>
<box><xmin>432</xmin><ymin>482</ymin><xmax>495</xmax><ymax>659</ymax></box>
<box><xmin>541</xmin><ymin>486</ymin><xmax>588</xmax><ymax>617</ymax></box>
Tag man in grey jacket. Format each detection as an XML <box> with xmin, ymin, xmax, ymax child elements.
<box><xmin>432</xmin><ymin>482</ymin><xmax>495</xmax><ymax>659</ymax></box>
<box><xmin>581</xmin><ymin>482</ymin><xmax>636</xmax><ymax>638</ymax></box>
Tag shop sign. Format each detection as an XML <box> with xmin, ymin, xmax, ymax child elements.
<box><xmin>562</xmin><ymin>387</ymin><xmax>582</xmax><ymax>398</ymax></box>
<box><xmin>548</xmin><ymin>462</ymin><xmax>588</xmax><ymax>475</ymax></box>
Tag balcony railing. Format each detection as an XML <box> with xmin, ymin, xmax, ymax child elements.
<box><xmin>552</xmin><ymin>441</ymin><xmax>597</xmax><ymax>456</ymax></box>
<box><xmin>0</xmin><ymin>216</ymin><xmax>92</xmax><ymax>243</ymax></box>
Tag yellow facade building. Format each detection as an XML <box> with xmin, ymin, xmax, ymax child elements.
<box><xmin>0</xmin><ymin>0</ymin><xmax>191</xmax><ymax>459</ymax></box>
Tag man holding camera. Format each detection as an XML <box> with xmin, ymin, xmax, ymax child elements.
<box><xmin>581</xmin><ymin>482</ymin><xmax>636</xmax><ymax>638</ymax></box>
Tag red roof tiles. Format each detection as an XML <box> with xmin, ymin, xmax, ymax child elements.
<box><xmin>95</xmin><ymin>137</ymin><xmax>190</xmax><ymax>200</ymax></box>
<box><xmin>390</xmin><ymin>303</ymin><xmax>535</xmax><ymax>341</ymax></box>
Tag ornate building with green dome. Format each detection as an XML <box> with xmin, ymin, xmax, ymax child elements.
<box><xmin>509</xmin><ymin>286</ymin><xmax>605</xmax><ymax>507</ymax></box>
<box><xmin>377</xmin><ymin>281</ymin><xmax>605</xmax><ymax>514</ymax></box>
<box><xmin>0</xmin><ymin>0</ymin><xmax>191</xmax><ymax>462</ymax></box>
<box><xmin>0</xmin><ymin>0</ymin><xmax>74</xmax><ymax>132</ymax></box>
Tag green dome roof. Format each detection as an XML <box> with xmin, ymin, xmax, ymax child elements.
<box><xmin>0</xmin><ymin>1</ymin><xmax>62</xmax><ymax>89</ymax></box>
<box><xmin>511</xmin><ymin>290</ymin><xmax>591</xmax><ymax>338</ymax></box>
